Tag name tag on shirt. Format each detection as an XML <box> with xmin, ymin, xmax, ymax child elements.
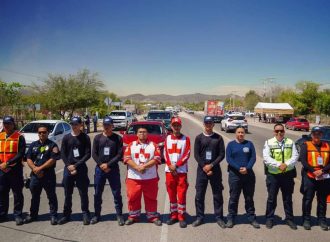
<box><xmin>104</xmin><ymin>147</ymin><xmax>110</xmax><ymax>156</ymax></box>
<box><xmin>73</xmin><ymin>148</ymin><xmax>80</xmax><ymax>158</ymax></box>
<box><xmin>206</xmin><ymin>151</ymin><xmax>212</xmax><ymax>160</ymax></box>
<box><xmin>243</xmin><ymin>147</ymin><xmax>250</xmax><ymax>153</ymax></box>
<box><xmin>316</xmin><ymin>173</ymin><xmax>330</xmax><ymax>180</ymax></box>
<box><xmin>317</xmin><ymin>156</ymin><xmax>323</xmax><ymax>166</ymax></box>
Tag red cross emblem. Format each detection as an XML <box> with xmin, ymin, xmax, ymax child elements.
<box><xmin>168</xmin><ymin>143</ymin><xmax>182</xmax><ymax>154</ymax></box>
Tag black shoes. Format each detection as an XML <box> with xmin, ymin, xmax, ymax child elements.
<box><xmin>117</xmin><ymin>215</ymin><xmax>125</xmax><ymax>226</ymax></box>
<box><xmin>286</xmin><ymin>219</ymin><xmax>297</xmax><ymax>230</ymax></box>
<box><xmin>318</xmin><ymin>220</ymin><xmax>328</xmax><ymax>231</ymax></box>
<box><xmin>179</xmin><ymin>220</ymin><xmax>187</xmax><ymax>228</ymax></box>
<box><xmin>250</xmin><ymin>220</ymin><xmax>260</xmax><ymax>229</ymax></box>
<box><xmin>125</xmin><ymin>218</ymin><xmax>135</xmax><ymax>225</ymax></box>
<box><xmin>91</xmin><ymin>216</ymin><xmax>100</xmax><ymax>225</ymax></box>
<box><xmin>83</xmin><ymin>214</ymin><xmax>90</xmax><ymax>225</ymax></box>
<box><xmin>216</xmin><ymin>218</ymin><xmax>226</xmax><ymax>228</ymax></box>
<box><xmin>23</xmin><ymin>215</ymin><xmax>37</xmax><ymax>224</ymax></box>
<box><xmin>265</xmin><ymin>219</ymin><xmax>273</xmax><ymax>229</ymax></box>
<box><xmin>303</xmin><ymin>220</ymin><xmax>311</xmax><ymax>230</ymax></box>
<box><xmin>50</xmin><ymin>216</ymin><xmax>58</xmax><ymax>225</ymax></box>
<box><xmin>166</xmin><ymin>218</ymin><xmax>178</xmax><ymax>225</ymax></box>
<box><xmin>0</xmin><ymin>215</ymin><xmax>8</xmax><ymax>223</ymax></box>
<box><xmin>192</xmin><ymin>218</ymin><xmax>203</xmax><ymax>227</ymax></box>
<box><xmin>58</xmin><ymin>216</ymin><xmax>70</xmax><ymax>225</ymax></box>
<box><xmin>153</xmin><ymin>218</ymin><xmax>162</xmax><ymax>226</ymax></box>
<box><xmin>15</xmin><ymin>216</ymin><xmax>24</xmax><ymax>226</ymax></box>
<box><xmin>226</xmin><ymin>219</ymin><xmax>234</xmax><ymax>228</ymax></box>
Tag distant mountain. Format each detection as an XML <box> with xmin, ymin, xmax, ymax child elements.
<box><xmin>120</xmin><ymin>93</ymin><xmax>242</xmax><ymax>103</ymax></box>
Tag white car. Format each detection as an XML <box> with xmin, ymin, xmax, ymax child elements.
<box><xmin>220</xmin><ymin>114</ymin><xmax>248</xmax><ymax>133</ymax></box>
<box><xmin>108</xmin><ymin>110</ymin><xmax>134</xmax><ymax>130</ymax></box>
<box><xmin>20</xmin><ymin>120</ymin><xmax>72</xmax><ymax>153</ymax></box>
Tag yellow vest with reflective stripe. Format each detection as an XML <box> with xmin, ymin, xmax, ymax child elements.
<box><xmin>266</xmin><ymin>137</ymin><xmax>294</xmax><ymax>174</ymax></box>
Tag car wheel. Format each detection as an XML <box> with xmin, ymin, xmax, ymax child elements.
<box><xmin>293</xmin><ymin>126</ymin><xmax>297</xmax><ymax>131</ymax></box>
<box><xmin>221</xmin><ymin>124</ymin><xmax>224</xmax><ymax>131</ymax></box>
<box><xmin>225</xmin><ymin>125</ymin><xmax>229</xmax><ymax>133</ymax></box>
<box><xmin>245</xmin><ymin>129</ymin><xmax>249</xmax><ymax>134</ymax></box>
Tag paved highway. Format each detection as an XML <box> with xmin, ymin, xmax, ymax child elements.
<box><xmin>0</xmin><ymin>113</ymin><xmax>328</xmax><ymax>242</ymax></box>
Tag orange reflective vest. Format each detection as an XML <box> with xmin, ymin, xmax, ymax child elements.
<box><xmin>0</xmin><ymin>131</ymin><xmax>21</xmax><ymax>172</ymax></box>
<box><xmin>305</xmin><ymin>141</ymin><xmax>330</xmax><ymax>179</ymax></box>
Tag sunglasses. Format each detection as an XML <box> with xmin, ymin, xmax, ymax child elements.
<box><xmin>38</xmin><ymin>131</ymin><xmax>47</xmax><ymax>134</ymax></box>
<box><xmin>274</xmin><ymin>129</ymin><xmax>284</xmax><ymax>133</ymax></box>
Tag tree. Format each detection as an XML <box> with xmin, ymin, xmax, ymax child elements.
<box><xmin>0</xmin><ymin>80</ymin><xmax>24</xmax><ymax>115</ymax></box>
<box><xmin>315</xmin><ymin>90</ymin><xmax>330</xmax><ymax>115</ymax></box>
<box><xmin>244</xmin><ymin>90</ymin><xmax>261</xmax><ymax>111</ymax></box>
<box><xmin>295</xmin><ymin>81</ymin><xmax>320</xmax><ymax>114</ymax></box>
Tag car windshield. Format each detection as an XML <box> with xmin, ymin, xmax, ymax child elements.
<box><xmin>109</xmin><ymin>112</ymin><xmax>126</xmax><ymax>116</ymax></box>
<box><xmin>298</xmin><ymin>119</ymin><xmax>308</xmax><ymax>122</ymax></box>
<box><xmin>147</xmin><ymin>112</ymin><xmax>171</xmax><ymax>120</ymax></box>
<box><xmin>21</xmin><ymin>123</ymin><xmax>56</xmax><ymax>133</ymax></box>
<box><xmin>323</xmin><ymin>129</ymin><xmax>330</xmax><ymax>140</ymax></box>
<box><xmin>127</xmin><ymin>124</ymin><xmax>162</xmax><ymax>135</ymax></box>
<box><xmin>229</xmin><ymin>116</ymin><xmax>245</xmax><ymax>120</ymax></box>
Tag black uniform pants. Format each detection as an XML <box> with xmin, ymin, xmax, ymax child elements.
<box><xmin>227</xmin><ymin>170</ymin><xmax>256</xmax><ymax>221</ymax></box>
<box><xmin>94</xmin><ymin>166</ymin><xmax>123</xmax><ymax>216</ymax></box>
<box><xmin>62</xmin><ymin>165</ymin><xmax>90</xmax><ymax>216</ymax></box>
<box><xmin>29</xmin><ymin>171</ymin><xmax>58</xmax><ymax>217</ymax></box>
<box><xmin>0</xmin><ymin>165</ymin><xmax>24</xmax><ymax>217</ymax></box>
<box><xmin>301</xmin><ymin>173</ymin><xmax>329</xmax><ymax>222</ymax></box>
<box><xmin>265</xmin><ymin>173</ymin><xmax>294</xmax><ymax>220</ymax></box>
<box><xmin>195</xmin><ymin>167</ymin><xmax>224</xmax><ymax>220</ymax></box>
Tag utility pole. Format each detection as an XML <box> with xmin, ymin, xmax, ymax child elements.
<box><xmin>262</xmin><ymin>77</ymin><xmax>276</xmax><ymax>102</ymax></box>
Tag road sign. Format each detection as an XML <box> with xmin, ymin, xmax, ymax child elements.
<box><xmin>112</xmin><ymin>102</ymin><xmax>122</xmax><ymax>107</ymax></box>
<box><xmin>104</xmin><ymin>97</ymin><xmax>112</xmax><ymax>106</ymax></box>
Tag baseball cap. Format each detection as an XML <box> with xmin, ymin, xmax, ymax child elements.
<box><xmin>311</xmin><ymin>126</ymin><xmax>323</xmax><ymax>133</ymax></box>
<box><xmin>103</xmin><ymin>117</ymin><xmax>113</xmax><ymax>125</ymax></box>
<box><xmin>3</xmin><ymin>116</ymin><xmax>15</xmax><ymax>124</ymax></box>
<box><xmin>204</xmin><ymin>116</ymin><xmax>214</xmax><ymax>123</ymax></box>
<box><xmin>171</xmin><ymin>117</ymin><xmax>182</xmax><ymax>125</ymax></box>
<box><xmin>70</xmin><ymin>116</ymin><xmax>82</xmax><ymax>125</ymax></box>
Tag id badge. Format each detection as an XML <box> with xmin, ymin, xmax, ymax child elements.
<box><xmin>73</xmin><ymin>148</ymin><xmax>80</xmax><ymax>158</ymax></box>
<box><xmin>104</xmin><ymin>147</ymin><xmax>110</xmax><ymax>156</ymax></box>
<box><xmin>206</xmin><ymin>151</ymin><xmax>212</xmax><ymax>161</ymax></box>
<box><xmin>139</xmin><ymin>154</ymin><xmax>146</xmax><ymax>164</ymax></box>
<box><xmin>317</xmin><ymin>156</ymin><xmax>323</xmax><ymax>166</ymax></box>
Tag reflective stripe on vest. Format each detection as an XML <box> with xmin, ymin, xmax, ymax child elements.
<box><xmin>306</xmin><ymin>141</ymin><xmax>330</xmax><ymax>179</ymax></box>
<box><xmin>266</xmin><ymin>137</ymin><xmax>294</xmax><ymax>174</ymax></box>
<box><xmin>0</xmin><ymin>131</ymin><xmax>20</xmax><ymax>164</ymax></box>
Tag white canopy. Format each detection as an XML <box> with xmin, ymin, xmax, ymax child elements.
<box><xmin>254</xmin><ymin>102</ymin><xmax>294</xmax><ymax>115</ymax></box>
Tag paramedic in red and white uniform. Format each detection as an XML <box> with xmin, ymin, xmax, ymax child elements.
<box><xmin>164</xmin><ymin>117</ymin><xmax>190</xmax><ymax>228</ymax></box>
<box><xmin>123</xmin><ymin>126</ymin><xmax>162</xmax><ymax>226</ymax></box>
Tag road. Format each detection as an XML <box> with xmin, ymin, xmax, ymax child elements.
<box><xmin>0</xmin><ymin>113</ymin><xmax>328</xmax><ymax>242</ymax></box>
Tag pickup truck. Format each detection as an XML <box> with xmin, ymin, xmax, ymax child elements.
<box><xmin>108</xmin><ymin>110</ymin><xmax>134</xmax><ymax>130</ymax></box>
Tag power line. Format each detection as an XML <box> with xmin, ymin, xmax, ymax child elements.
<box><xmin>0</xmin><ymin>68</ymin><xmax>46</xmax><ymax>80</ymax></box>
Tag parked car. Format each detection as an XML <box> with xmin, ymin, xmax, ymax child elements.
<box><xmin>186</xmin><ymin>109</ymin><xmax>194</xmax><ymax>114</ymax></box>
<box><xmin>146</xmin><ymin>110</ymin><xmax>173</xmax><ymax>131</ymax></box>
<box><xmin>295</xmin><ymin>126</ymin><xmax>330</xmax><ymax>154</ymax></box>
<box><xmin>285</xmin><ymin>117</ymin><xmax>310</xmax><ymax>131</ymax></box>
<box><xmin>121</xmin><ymin>121</ymin><xmax>168</xmax><ymax>162</ymax></box>
<box><xmin>220</xmin><ymin>114</ymin><xmax>248</xmax><ymax>133</ymax></box>
<box><xmin>108</xmin><ymin>110</ymin><xmax>134</xmax><ymax>130</ymax></box>
<box><xmin>20</xmin><ymin>120</ymin><xmax>72</xmax><ymax>153</ymax></box>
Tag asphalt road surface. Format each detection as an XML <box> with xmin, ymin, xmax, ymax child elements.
<box><xmin>0</xmin><ymin>112</ymin><xmax>328</xmax><ymax>242</ymax></box>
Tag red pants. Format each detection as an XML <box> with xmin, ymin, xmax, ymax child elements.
<box><xmin>165</xmin><ymin>172</ymin><xmax>188</xmax><ymax>220</ymax></box>
<box><xmin>126</xmin><ymin>178</ymin><xmax>159</xmax><ymax>221</ymax></box>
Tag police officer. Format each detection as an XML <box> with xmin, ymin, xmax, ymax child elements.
<box><xmin>193</xmin><ymin>116</ymin><xmax>226</xmax><ymax>228</ymax></box>
<box><xmin>0</xmin><ymin>116</ymin><xmax>26</xmax><ymax>225</ymax></box>
<box><xmin>263</xmin><ymin>123</ymin><xmax>298</xmax><ymax>229</ymax></box>
<box><xmin>24</xmin><ymin>125</ymin><xmax>60</xmax><ymax>225</ymax></box>
<box><xmin>300</xmin><ymin>126</ymin><xmax>330</xmax><ymax>230</ymax></box>
<box><xmin>91</xmin><ymin>117</ymin><xmax>124</xmax><ymax>225</ymax></box>
<box><xmin>226</xmin><ymin>126</ymin><xmax>259</xmax><ymax>229</ymax></box>
<box><xmin>58</xmin><ymin>116</ymin><xmax>91</xmax><ymax>225</ymax></box>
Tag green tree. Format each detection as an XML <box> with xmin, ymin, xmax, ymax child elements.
<box><xmin>295</xmin><ymin>81</ymin><xmax>320</xmax><ymax>114</ymax></box>
<box><xmin>244</xmin><ymin>90</ymin><xmax>261</xmax><ymax>111</ymax></box>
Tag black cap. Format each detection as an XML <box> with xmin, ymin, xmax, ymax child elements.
<box><xmin>70</xmin><ymin>116</ymin><xmax>82</xmax><ymax>125</ymax></box>
<box><xmin>3</xmin><ymin>116</ymin><xmax>15</xmax><ymax>124</ymax></box>
<box><xmin>103</xmin><ymin>117</ymin><xmax>113</xmax><ymax>125</ymax></box>
<box><xmin>204</xmin><ymin>116</ymin><xmax>214</xmax><ymax>123</ymax></box>
<box><xmin>311</xmin><ymin>126</ymin><xmax>323</xmax><ymax>133</ymax></box>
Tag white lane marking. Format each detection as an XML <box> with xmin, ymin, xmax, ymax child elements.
<box><xmin>160</xmin><ymin>192</ymin><xmax>170</xmax><ymax>242</ymax></box>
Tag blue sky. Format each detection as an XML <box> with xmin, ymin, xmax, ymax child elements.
<box><xmin>1</xmin><ymin>0</ymin><xmax>330</xmax><ymax>96</ymax></box>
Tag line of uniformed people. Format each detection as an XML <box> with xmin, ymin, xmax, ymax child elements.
<box><xmin>0</xmin><ymin>115</ymin><xmax>329</xmax><ymax>231</ymax></box>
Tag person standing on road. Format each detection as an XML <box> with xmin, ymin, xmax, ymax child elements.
<box><xmin>91</xmin><ymin>117</ymin><xmax>124</xmax><ymax>225</ymax></box>
<box><xmin>192</xmin><ymin>116</ymin><xmax>226</xmax><ymax>228</ymax></box>
<box><xmin>263</xmin><ymin>123</ymin><xmax>298</xmax><ymax>230</ymax></box>
<box><xmin>58</xmin><ymin>116</ymin><xmax>91</xmax><ymax>225</ymax></box>
<box><xmin>226</xmin><ymin>126</ymin><xmax>260</xmax><ymax>229</ymax></box>
<box><xmin>123</xmin><ymin>126</ymin><xmax>162</xmax><ymax>226</ymax></box>
<box><xmin>24</xmin><ymin>125</ymin><xmax>60</xmax><ymax>225</ymax></box>
<box><xmin>0</xmin><ymin>116</ymin><xmax>26</xmax><ymax>225</ymax></box>
<box><xmin>85</xmin><ymin>115</ymin><xmax>91</xmax><ymax>134</ymax></box>
<box><xmin>93</xmin><ymin>114</ymin><xmax>98</xmax><ymax>133</ymax></box>
<box><xmin>300</xmin><ymin>126</ymin><xmax>330</xmax><ymax>231</ymax></box>
<box><xmin>164</xmin><ymin>117</ymin><xmax>190</xmax><ymax>228</ymax></box>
